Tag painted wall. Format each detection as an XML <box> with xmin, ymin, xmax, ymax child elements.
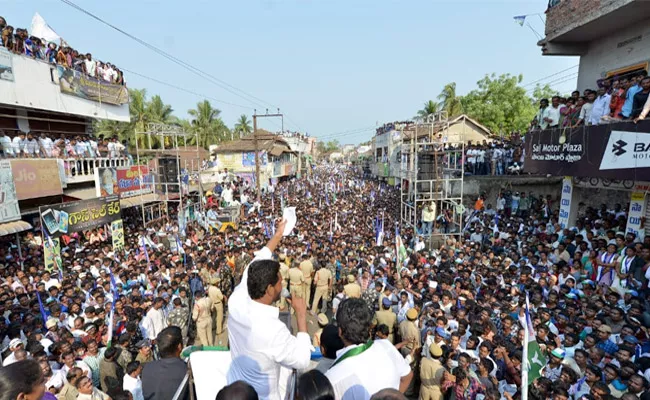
<box><xmin>577</xmin><ymin>19</ymin><xmax>650</xmax><ymax>90</ymax></box>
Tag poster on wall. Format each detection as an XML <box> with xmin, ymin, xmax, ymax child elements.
<box><xmin>43</xmin><ymin>238</ymin><xmax>62</xmax><ymax>273</ymax></box>
<box><xmin>95</xmin><ymin>166</ymin><xmax>153</xmax><ymax>198</ymax></box>
<box><xmin>242</xmin><ymin>152</ymin><xmax>267</xmax><ymax>167</ymax></box>
<box><xmin>626</xmin><ymin>192</ymin><xmax>646</xmax><ymax>240</ymax></box>
<box><xmin>111</xmin><ymin>219</ymin><xmax>124</xmax><ymax>250</ymax></box>
<box><xmin>0</xmin><ymin>48</ymin><xmax>14</xmax><ymax>82</ymax></box>
<box><xmin>0</xmin><ymin>160</ymin><xmax>21</xmax><ymax>223</ymax></box>
<box><xmin>40</xmin><ymin>195</ymin><xmax>121</xmax><ymax>238</ymax></box>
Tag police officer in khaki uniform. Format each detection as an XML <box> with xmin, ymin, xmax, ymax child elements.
<box><xmin>192</xmin><ymin>290</ymin><xmax>213</xmax><ymax>346</ymax></box>
<box><xmin>312</xmin><ymin>313</ymin><xmax>328</xmax><ymax>348</ymax></box>
<box><xmin>420</xmin><ymin>343</ymin><xmax>445</xmax><ymax>400</ymax></box>
<box><xmin>277</xmin><ymin>254</ymin><xmax>290</xmax><ymax>310</ymax></box>
<box><xmin>399</xmin><ymin>308</ymin><xmax>419</xmax><ymax>355</ymax></box>
<box><xmin>288</xmin><ymin>262</ymin><xmax>305</xmax><ymax>298</ymax></box>
<box><xmin>207</xmin><ymin>278</ymin><xmax>225</xmax><ymax>345</ymax></box>
<box><xmin>373</xmin><ymin>297</ymin><xmax>397</xmax><ymax>344</ymax></box>
<box><xmin>299</xmin><ymin>255</ymin><xmax>314</xmax><ymax>304</ymax></box>
<box><xmin>343</xmin><ymin>274</ymin><xmax>361</xmax><ymax>298</ymax></box>
<box><xmin>311</xmin><ymin>266</ymin><xmax>332</xmax><ymax>313</ymax></box>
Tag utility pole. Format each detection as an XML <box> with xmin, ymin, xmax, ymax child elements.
<box><xmin>252</xmin><ymin>109</ymin><xmax>283</xmax><ymax>202</ymax></box>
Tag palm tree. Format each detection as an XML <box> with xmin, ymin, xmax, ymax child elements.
<box><xmin>416</xmin><ymin>100</ymin><xmax>440</xmax><ymax>121</ymax></box>
<box><xmin>233</xmin><ymin>114</ymin><xmax>252</xmax><ymax>138</ymax></box>
<box><xmin>438</xmin><ymin>82</ymin><xmax>463</xmax><ymax>117</ymax></box>
<box><xmin>187</xmin><ymin>100</ymin><xmax>230</xmax><ymax>148</ymax></box>
<box><xmin>147</xmin><ymin>95</ymin><xmax>174</xmax><ymax>123</ymax></box>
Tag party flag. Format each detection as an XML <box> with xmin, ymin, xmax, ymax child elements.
<box><xmin>36</xmin><ymin>291</ymin><xmax>48</xmax><ymax>327</ymax></box>
<box><xmin>514</xmin><ymin>15</ymin><xmax>526</xmax><ymax>26</ymax></box>
<box><xmin>521</xmin><ymin>293</ymin><xmax>546</xmax><ymax>394</ymax></box>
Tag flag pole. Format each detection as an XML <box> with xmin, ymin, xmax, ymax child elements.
<box><xmin>521</xmin><ymin>300</ymin><xmax>529</xmax><ymax>400</ymax></box>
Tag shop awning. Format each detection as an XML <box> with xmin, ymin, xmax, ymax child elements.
<box><xmin>63</xmin><ymin>188</ymin><xmax>97</xmax><ymax>200</ymax></box>
<box><xmin>0</xmin><ymin>220</ymin><xmax>33</xmax><ymax>236</ymax></box>
<box><xmin>120</xmin><ymin>193</ymin><xmax>162</xmax><ymax>208</ymax></box>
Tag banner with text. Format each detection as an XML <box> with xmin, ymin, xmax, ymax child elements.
<box><xmin>626</xmin><ymin>192</ymin><xmax>646</xmax><ymax>240</ymax></box>
<box><xmin>40</xmin><ymin>195</ymin><xmax>121</xmax><ymax>238</ymax></box>
<box><xmin>0</xmin><ymin>161</ymin><xmax>21</xmax><ymax>223</ymax></box>
<box><xmin>111</xmin><ymin>219</ymin><xmax>125</xmax><ymax>250</ymax></box>
<box><xmin>524</xmin><ymin>121</ymin><xmax>650</xmax><ymax>180</ymax></box>
<box><xmin>95</xmin><ymin>166</ymin><xmax>153</xmax><ymax>198</ymax></box>
<box><xmin>559</xmin><ymin>177</ymin><xmax>572</xmax><ymax>229</ymax></box>
<box><xmin>57</xmin><ymin>66</ymin><xmax>129</xmax><ymax>105</ymax></box>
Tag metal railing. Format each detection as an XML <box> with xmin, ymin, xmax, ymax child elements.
<box><xmin>63</xmin><ymin>157</ymin><xmax>131</xmax><ymax>183</ymax></box>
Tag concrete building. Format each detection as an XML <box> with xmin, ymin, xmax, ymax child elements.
<box><xmin>210</xmin><ymin>130</ymin><xmax>297</xmax><ymax>188</ymax></box>
<box><xmin>538</xmin><ymin>0</ymin><xmax>650</xmax><ymax>90</ymax></box>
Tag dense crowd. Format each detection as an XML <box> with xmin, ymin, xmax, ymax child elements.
<box><xmin>464</xmin><ymin>137</ymin><xmax>525</xmax><ymax>176</ymax></box>
<box><xmin>0</xmin><ymin>164</ymin><xmax>648</xmax><ymax>400</ymax></box>
<box><xmin>532</xmin><ymin>70</ymin><xmax>650</xmax><ymax>130</ymax></box>
<box><xmin>0</xmin><ymin>130</ymin><xmax>131</xmax><ymax>160</ymax></box>
<box><xmin>0</xmin><ymin>15</ymin><xmax>126</xmax><ymax>86</ymax></box>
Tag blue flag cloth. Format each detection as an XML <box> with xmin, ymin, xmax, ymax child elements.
<box><xmin>36</xmin><ymin>291</ymin><xmax>48</xmax><ymax>326</ymax></box>
<box><xmin>513</xmin><ymin>15</ymin><xmax>526</xmax><ymax>26</ymax></box>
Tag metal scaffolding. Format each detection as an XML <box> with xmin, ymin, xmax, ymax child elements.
<box><xmin>399</xmin><ymin>111</ymin><xmax>465</xmax><ymax>245</ymax></box>
<box><xmin>134</xmin><ymin>123</ymin><xmax>203</xmax><ymax>227</ymax></box>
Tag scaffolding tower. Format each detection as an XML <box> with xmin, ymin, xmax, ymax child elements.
<box><xmin>134</xmin><ymin>123</ymin><xmax>203</xmax><ymax>227</ymax></box>
<box><xmin>399</xmin><ymin>112</ymin><xmax>465</xmax><ymax>245</ymax></box>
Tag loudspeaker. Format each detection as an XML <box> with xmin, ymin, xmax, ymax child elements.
<box><xmin>158</xmin><ymin>157</ymin><xmax>179</xmax><ymax>193</ymax></box>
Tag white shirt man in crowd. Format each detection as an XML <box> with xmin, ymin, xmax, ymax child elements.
<box><xmin>11</xmin><ymin>132</ymin><xmax>25</xmax><ymax>157</ymax></box>
<box><xmin>326</xmin><ymin>298</ymin><xmax>412</xmax><ymax>399</ymax></box>
<box><xmin>589</xmin><ymin>87</ymin><xmax>611</xmax><ymax>125</ymax></box>
<box><xmin>227</xmin><ymin>219</ymin><xmax>311</xmax><ymax>400</ymax></box>
<box><xmin>39</xmin><ymin>132</ymin><xmax>54</xmax><ymax>157</ymax></box>
<box><xmin>142</xmin><ymin>298</ymin><xmax>167</xmax><ymax>341</ymax></box>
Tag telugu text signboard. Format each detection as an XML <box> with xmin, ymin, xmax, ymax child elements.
<box><xmin>95</xmin><ymin>166</ymin><xmax>153</xmax><ymax>198</ymax></box>
<box><xmin>57</xmin><ymin>66</ymin><xmax>129</xmax><ymax>105</ymax></box>
<box><xmin>40</xmin><ymin>195</ymin><xmax>121</xmax><ymax>238</ymax></box>
<box><xmin>524</xmin><ymin>121</ymin><xmax>650</xmax><ymax>181</ymax></box>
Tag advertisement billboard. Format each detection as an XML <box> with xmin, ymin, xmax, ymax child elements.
<box><xmin>40</xmin><ymin>195</ymin><xmax>121</xmax><ymax>238</ymax></box>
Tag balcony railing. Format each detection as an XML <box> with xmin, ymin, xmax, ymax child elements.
<box><xmin>63</xmin><ymin>157</ymin><xmax>130</xmax><ymax>183</ymax></box>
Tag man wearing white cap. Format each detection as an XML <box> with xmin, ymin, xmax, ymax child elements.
<box><xmin>2</xmin><ymin>338</ymin><xmax>24</xmax><ymax>366</ymax></box>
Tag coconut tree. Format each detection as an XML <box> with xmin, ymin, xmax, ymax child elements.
<box><xmin>233</xmin><ymin>114</ymin><xmax>252</xmax><ymax>138</ymax></box>
<box><xmin>438</xmin><ymin>82</ymin><xmax>463</xmax><ymax>117</ymax></box>
<box><xmin>187</xmin><ymin>100</ymin><xmax>231</xmax><ymax>148</ymax></box>
<box><xmin>416</xmin><ymin>100</ymin><xmax>440</xmax><ymax>121</ymax></box>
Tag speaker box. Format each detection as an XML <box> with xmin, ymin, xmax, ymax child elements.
<box><xmin>158</xmin><ymin>157</ymin><xmax>179</xmax><ymax>193</ymax></box>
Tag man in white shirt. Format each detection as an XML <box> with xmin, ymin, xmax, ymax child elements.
<box><xmin>546</xmin><ymin>96</ymin><xmax>563</xmax><ymax>128</ymax></box>
<box><xmin>11</xmin><ymin>132</ymin><xmax>26</xmax><ymax>157</ymax></box>
<box><xmin>589</xmin><ymin>88</ymin><xmax>611</xmax><ymax>125</ymax></box>
<box><xmin>0</xmin><ymin>130</ymin><xmax>14</xmax><ymax>157</ymax></box>
<box><xmin>578</xmin><ymin>91</ymin><xmax>596</xmax><ymax>126</ymax></box>
<box><xmin>39</xmin><ymin>133</ymin><xmax>54</xmax><ymax>157</ymax></box>
<box><xmin>326</xmin><ymin>298</ymin><xmax>413</xmax><ymax>399</ymax></box>
<box><xmin>227</xmin><ymin>219</ymin><xmax>311</xmax><ymax>400</ymax></box>
<box><xmin>535</xmin><ymin>99</ymin><xmax>551</xmax><ymax>130</ymax></box>
<box><xmin>83</xmin><ymin>54</ymin><xmax>97</xmax><ymax>78</ymax></box>
<box><xmin>24</xmin><ymin>133</ymin><xmax>39</xmax><ymax>158</ymax></box>
<box><xmin>144</xmin><ymin>298</ymin><xmax>167</xmax><ymax>341</ymax></box>
<box><xmin>123</xmin><ymin>361</ymin><xmax>145</xmax><ymax>400</ymax></box>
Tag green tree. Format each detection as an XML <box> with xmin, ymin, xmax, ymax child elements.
<box><xmin>438</xmin><ymin>82</ymin><xmax>463</xmax><ymax>117</ymax></box>
<box><xmin>461</xmin><ymin>73</ymin><xmax>544</xmax><ymax>135</ymax></box>
<box><xmin>233</xmin><ymin>114</ymin><xmax>252</xmax><ymax>138</ymax></box>
<box><xmin>416</xmin><ymin>100</ymin><xmax>440</xmax><ymax>120</ymax></box>
<box><xmin>187</xmin><ymin>100</ymin><xmax>231</xmax><ymax>149</ymax></box>
<box><xmin>530</xmin><ymin>83</ymin><xmax>559</xmax><ymax>104</ymax></box>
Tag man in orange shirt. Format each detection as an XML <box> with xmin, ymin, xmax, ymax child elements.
<box><xmin>474</xmin><ymin>196</ymin><xmax>484</xmax><ymax>211</ymax></box>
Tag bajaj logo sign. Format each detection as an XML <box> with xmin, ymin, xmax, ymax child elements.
<box><xmin>600</xmin><ymin>131</ymin><xmax>650</xmax><ymax>170</ymax></box>
<box><xmin>612</xmin><ymin>140</ymin><xmax>627</xmax><ymax>156</ymax></box>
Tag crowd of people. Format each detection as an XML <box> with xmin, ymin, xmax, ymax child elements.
<box><xmin>532</xmin><ymin>70</ymin><xmax>650</xmax><ymax>130</ymax></box>
<box><xmin>0</xmin><ymin>15</ymin><xmax>126</xmax><ymax>86</ymax></box>
<box><xmin>0</xmin><ymin>130</ymin><xmax>131</xmax><ymax>160</ymax></box>
<box><xmin>0</xmin><ymin>163</ymin><xmax>648</xmax><ymax>400</ymax></box>
<box><xmin>464</xmin><ymin>137</ymin><xmax>525</xmax><ymax>176</ymax></box>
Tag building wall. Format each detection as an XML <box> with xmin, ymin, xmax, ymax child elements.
<box><xmin>443</xmin><ymin>121</ymin><xmax>491</xmax><ymax>144</ymax></box>
<box><xmin>0</xmin><ymin>54</ymin><xmax>130</xmax><ymax>122</ymax></box>
<box><xmin>577</xmin><ymin>18</ymin><xmax>650</xmax><ymax>90</ymax></box>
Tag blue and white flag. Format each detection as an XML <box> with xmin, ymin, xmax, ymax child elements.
<box><xmin>514</xmin><ymin>15</ymin><xmax>526</xmax><ymax>26</ymax></box>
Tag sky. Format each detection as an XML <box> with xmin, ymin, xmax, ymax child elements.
<box><xmin>4</xmin><ymin>0</ymin><xmax>578</xmax><ymax>145</ymax></box>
